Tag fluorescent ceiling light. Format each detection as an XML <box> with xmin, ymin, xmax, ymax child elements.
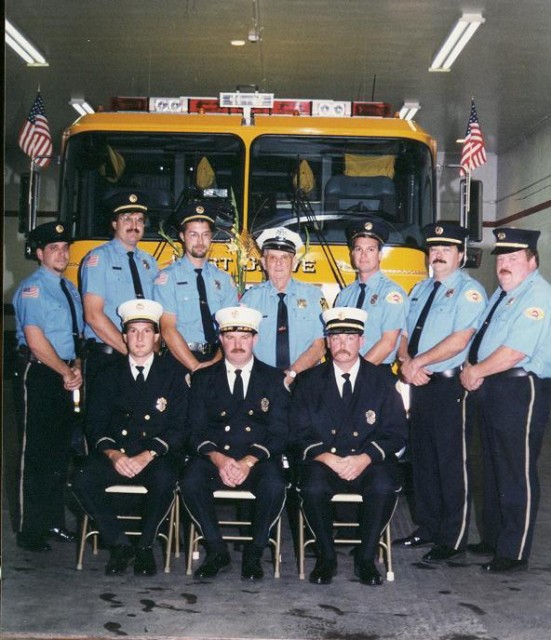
<box><xmin>5</xmin><ymin>18</ymin><xmax>49</xmax><ymax>66</ymax></box>
<box><xmin>69</xmin><ymin>98</ymin><xmax>95</xmax><ymax>116</ymax></box>
<box><xmin>231</xmin><ymin>39</ymin><xmax>246</xmax><ymax>46</ymax></box>
<box><xmin>399</xmin><ymin>101</ymin><xmax>421</xmax><ymax>121</ymax></box>
<box><xmin>429</xmin><ymin>12</ymin><xmax>485</xmax><ymax>72</ymax></box>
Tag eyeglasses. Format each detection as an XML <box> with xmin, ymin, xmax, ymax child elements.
<box><xmin>119</xmin><ymin>215</ymin><xmax>146</xmax><ymax>226</ymax></box>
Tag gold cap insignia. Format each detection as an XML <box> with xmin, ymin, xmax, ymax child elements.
<box><xmin>338</xmin><ymin>310</ymin><xmax>347</xmax><ymax>320</ymax></box>
<box><xmin>136</xmin><ymin>302</ymin><xmax>144</xmax><ymax>310</ymax></box>
<box><xmin>435</xmin><ymin>226</ymin><xmax>444</xmax><ymax>235</ymax></box>
<box><xmin>364</xmin><ymin>222</ymin><xmax>373</xmax><ymax>231</ymax></box>
<box><xmin>55</xmin><ymin>224</ymin><xmax>64</xmax><ymax>233</ymax></box>
<box><xmin>497</xmin><ymin>232</ymin><xmax>506</xmax><ymax>240</ymax></box>
<box><xmin>129</xmin><ymin>194</ymin><xmax>138</xmax><ymax>203</ymax></box>
<box><xmin>196</xmin><ymin>205</ymin><xmax>205</xmax><ymax>214</ymax></box>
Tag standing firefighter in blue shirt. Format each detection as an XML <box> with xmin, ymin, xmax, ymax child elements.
<box><xmin>335</xmin><ymin>217</ymin><xmax>407</xmax><ymax>376</ymax></box>
<box><xmin>80</xmin><ymin>190</ymin><xmax>158</xmax><ymax>388</ymax></box>
<box><xmin>240</xmin><ymin>227</ymin><xmax>327</xmax><ymax>388</ymax></box>
<box><xmin>396</xmin><ymin>223</ymin><xmax>487</xmax><ymax>562</ymax></box>
<box><xmin>461</xmin><ymin>228</ymin><xmax>551</xmax><ymax>573</ymax></box>
<box><xmin>13</xmin><ymin>222</ymin><xmax>84</xmax><ymax>552</ymax></box>
<box><xmin>154</xmin><ymin>201</ymin><xmax>238</xmax><ymax>373</ymax></box>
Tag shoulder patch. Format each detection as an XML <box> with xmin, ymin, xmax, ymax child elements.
<box><xmin>386</xmin><ymin>291</ymin><xmax>403</xmax><ymax>304</ymax></box>
<box><xmin>155</xmin><ymin>272</ymin><xmax>169</xmax><ymax>286</ymax></box>
<box><xmin>465</xmin><ymin>289</ymin><xmax>484</xmax><ymax>303</ymax></box>
<box><xmin>85</xmin><ymin>254</ymin><xmax>99</xmax><ymax>267</ymax></box>
<box><xmin>524</xmin><ymin>307</ymin><xmax>545</xmax><ymax>321</ymax></box>
<box><xmin>22</xmin><ymin>286</ymin><xmax>40</xmax><ymax>298</ymax></box>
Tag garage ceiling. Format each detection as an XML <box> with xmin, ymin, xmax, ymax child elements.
<box><xmin>5</xmin><ymin>0</ymin><xmax>551</xmax><ymax>160</ymax></box>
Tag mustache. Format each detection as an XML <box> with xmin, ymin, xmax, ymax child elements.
<box><xmin>499</xmin><ymin>268</ymin><xmax>512</xmax><ymax>275</ymax></box>
<box><xmin>333</xmin><ymin>349</ymin><xmax>352</xmax><ymax>357</ymax></box>
<box><xmin>230</xmin><ymin>348</ymin><xmax>246</xmax><ymax>353</ymax></box>
<box><xmin>126</xmin><ymin>228</ymin><xmax>141</xmax><ymax>234</ymax></box>
<box><xmin>431</xmin><ymin>258</ymin><xmax>447</xmax><ymax>264</ymax></box>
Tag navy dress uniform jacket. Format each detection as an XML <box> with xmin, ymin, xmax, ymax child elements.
<box><xmin>87</xmin><ymin>355</ymin><xmax>188</xmax><ymax>458</ymax></box>
<box><xmin>187</xmin><ymin>358</ymin><xmax>290</xmax><ymax>461</ymax></box>
<box><xmin>293</xmin><ymin>359</ymin><xmax>407</xmax><ymax>462</ymax></box>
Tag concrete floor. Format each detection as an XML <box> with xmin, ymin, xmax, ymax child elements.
<box><xmin>2</xmin><ymin>377</ymin><xmax>551</xmax><ymax>640</ymax></box>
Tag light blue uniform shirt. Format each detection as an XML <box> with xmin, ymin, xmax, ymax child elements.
<box><xmin>406</xmin><ymin>269</ymin><xmax>487</xmax><ymax>372</ymax></box>
<box><xmin>241</xmin><ymin>278</ymin><xmax>326</xmax><ymax>367</ymax></box>
<box><xmin>335</xmin><ymin>271</ymin><xmax>408</xmax><ymax>364</ymax></box>
<box><xmin>477</xmin><ymin>270</ymin><xmax>551</xmax><ymax>378</ymax></box>
<box><xmin>153</xmin><ymin>255</ymin><xmax>237</xmax><ymax>343</ymax></box>
<box><xmin>13</xmin><ymin>266</ymin><xmax>84</xmax><ymax>360</ymax></box>
<box><xmin>80</xmin><ymin>238</ymin><xmax>158</xmax><ymax>340</ymax></box>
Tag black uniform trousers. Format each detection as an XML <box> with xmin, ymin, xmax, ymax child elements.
<box><xmin>409</xmin><ymin>375</ymin><xmax>471</xmax><ymax>549</ymax></box>
<box><xmin>72</xmin><ymin>453</ymin><xmax>179</xmax><ymax>548</ymax></box>
<box><xmin>298</xmin><ymin>459</ymin><xmax>401</xmax><ymax>563</ymax></box>
<box><xmin>467</xmin><ymin>373</ymin><xmax>551</xmax><ymax>561</ymax></box>
<box><xmin>180</xmin><ymin>457</ymin><xmax>287</xmax><ymax>551</ymax></box>
<box><xmin>13</xmin><ymin>358</ymin><xmax>75</xmax><ymax>536</ymax></box>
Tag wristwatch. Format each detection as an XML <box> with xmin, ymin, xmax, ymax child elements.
<box><xmin>244</xmin><ymin>456</ymin><xmax>256</xmax><ymax>468</ymax></box>
<box><xmin>149</xmin><ymin>450</ymin><xmax>158</xmax><ymax>459</ymax></box>
<box><xmin>285</xmin><ymin>369</ymin><xmax>297</xmax><ymax>379</ymax></box>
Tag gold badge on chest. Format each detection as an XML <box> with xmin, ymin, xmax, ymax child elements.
<box><xmin>261</xmin><ymin>398</ymin><xmax>270</xmax><ymax>412</ymax></box>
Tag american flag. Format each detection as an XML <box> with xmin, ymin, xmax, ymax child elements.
<box><xmin>18</xmin><ymin>93</ymin><xmax>53</xmax><ymax>168</ymax></box>
<box><xmin>460</xmin><ymin>100</ymin><xmax>487</xmax><ymax>176</ymax></box>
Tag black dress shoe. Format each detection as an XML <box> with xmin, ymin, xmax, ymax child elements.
<box><xmin>354</xmin><ymin>560</ymin><xmax>383</xmax><ymax>586</ymax></box>
<box><xmin>423</xmin><ymin>544</ymin><xmax>465</xmax><ymax>563</ymax></box>
<box><xmin>241</xmin><ymin>545</ymin><xmax>264</xmax><ymax>580</ymax></box>
<box><xmin>393</xmin><ymin>532</ymin><xmax>433</xmax><ymax>548</ymax></box>
<box><xmin>467</xmin><ymin>541</ymin><xmax>495</xmax><ymax>555</ymax></box>
<box><xmin>17</xmin><ymin>533</ymin><xmax>51</xmax><ymax>552</ymax></box>
<box><xmin>481</xmin><ymin>557</ymin><xmax>528</xmax><ymax>573</ymax></box>
<box><xmin>134</xmin><ymin>547</ymin><xmax>157</xmax><ymax>576</ymax></box>
<box><xmin>309</xmin><ymin>558</ymin><xmax>337</xmax><ymax>585</ymax></box>
<box><xmin>194</xmin><ymin>550</ymin><xmax>231</xmax><ymax>578</ymax></box>
<box><xmin>47</xmin><ymin>527</ymin><xmax>76</xmax><ymax>543</ymax></box>
<box><xmin>105</xmin><ymin>545</ymin><xmax>135</xmax><ymax>575</ymax></box>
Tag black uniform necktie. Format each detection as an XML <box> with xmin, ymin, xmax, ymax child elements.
<box><xmin>127</xmin><ymin>251</ymin><xmax>144</xmax><ymax>299</ymax></box>
<box><xmin>195</xmin><ymin>268</ymin><xmax>217</xmax><ymax>344</ymax></box>
<box><xmin>408</xmin><ymin>281</ymin><xmax>442</xmax><ymax>357</ymax></box>
<box><xmin>276</xmin><ymin>292</ymin><xmax>290</xmax><ymax>369</ymax></box>
<box><xmin>135</xmin><ymin>365</ymin><xmax>145</xmax><ymax>386</ymax></box>
<box><xmin>60</xmin><ymin>278</ymin><xmax>80</xmax><ymax>357</ymax></box>
<box><xmin>233</xmin><ymin>369</ymin><xmax>244</xmax><ymax>402</ymax></box>
<box><xmin>356</xmin><ymin>283</ymin><xmax>367</xmax><ymax>309</ymax></box>
<box><xmin>468</xmin><ymin>290</ymin><xmax>507</xmax><ymax>364</ymax></box>
<box><xmin>342</xmin><ymin>373</ymin><xmax>353</xmax><ymax>403</ymax></box>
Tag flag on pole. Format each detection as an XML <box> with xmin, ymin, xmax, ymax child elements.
<box><xmin>18</xmin><ymin>92</ymin><xmax>53</xmax><ymax>168</ymax></box>
<box><xmin>460</xmin><ymin>99</ymin><xmax>487</xmax><ymax>176</ymax></box>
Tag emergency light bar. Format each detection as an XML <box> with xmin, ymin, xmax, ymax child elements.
<box><xmin>111</xmin><ymin>95</ymin><xmax>393</xmax><ymax>119</ymax></box>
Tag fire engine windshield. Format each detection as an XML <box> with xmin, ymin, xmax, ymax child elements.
<box><xmin>59</xmin><ymin>132</ymin><xmax>245</xmax><ymax>239</ymax></box>
<box><xmin>248</xmin><ymin>135</ymin><xmax>434</xmax><ymax>248</ymax></box>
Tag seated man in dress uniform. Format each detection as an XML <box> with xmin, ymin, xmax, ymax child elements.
<box><xmin>293</xmin><ymin>307</ymin><xmax>407</xmax><ymax>586</ymax></box>
<box><xmin>180</xmin><ymin>306</ymin><xmax>290</xmax><ymax>581</ymax></box>
<box><xmin>73</xmin><ymin>299</ymin><xmax>188</xmax><ymax>576</ymax></box>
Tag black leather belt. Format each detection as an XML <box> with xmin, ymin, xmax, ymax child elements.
<box><xmin>491</xmin><ymin>368</ymin><xmax>529</xmax><ymax>379</ymax></box>
<box><xmin>187</xmin><ymin>342</ymin><xmax>218</xmax><ymax>356</ymax></box>
<box><xmin>86</xmin><ymin>340</ymin><xmax>116</xmax><ymax>355</ymax></box>
<box><xmin>17</xmin><ymin>347</ymin><xmax>74</xmax><ymax>366</ymax></box>
<box><xmin>430</xmin><ymin>366</ymin><xmax>462</xmax><ymax>380</ymax></box>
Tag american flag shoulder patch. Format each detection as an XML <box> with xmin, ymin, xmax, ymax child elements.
<box><xmin>155</xmin><ymin>272</ymin><xmax>169</xmax><ymax>285</ymax></box>
<box><xmin>22</xmin><ymin>286</ymin><xmax>40</xmax><ymax>298</ymax></box>
<box><xmin>86</xmin><ymin>254</ymin><xmax>99</xmax><ymax>267</ymax></box>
